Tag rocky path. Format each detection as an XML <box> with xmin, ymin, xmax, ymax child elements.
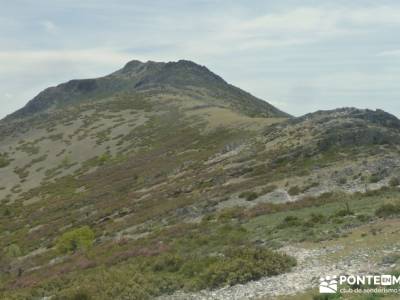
<box><xmin>158</xmin><ymin>245</ymin><xmax>392</xmax><ymax>300</ymax></box>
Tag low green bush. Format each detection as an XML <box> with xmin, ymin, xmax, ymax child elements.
<box><xmin>288</xmin><ymin>186</ymin><xmax>301</xmax><ymax>196</ymax></box>
<box><xmin>356</xmin><ymin>214</ymin><xmax>372</xmax><ymax>222</ymax></box>
<box><xmin>375</xmin><ymin>202</ymin><xmax>400</xmax><ymax>218</ymax></box>
<box><xmin>195</xmin><ymin>247</ymin><xmax>296</xmax><ymax>289</ymax></box>
<box><xmin>368</xmin><ymin>174</ymin><xmax>381</xmax><ymax>183</ymax></box>
<box><xmin>56</xmin><ymin>226</ymin><xmax>95</xmax><ymax>254</ymax></box>
<box><xmin>304</xmin><ymin>213</ymin><xmax>327</xmax><ymax>227</ymax></box>
<box><xmin>142</xmin><ymin>245</ymin><xmax>296</xmax><ymax>292</ymax></box>
<box><xmin>0</xmin><ymin>153</ymin><xmax>10</xmax><ymax>168</ymax></box>
<box><xmin>5</xmin><ymin>244</ymin><xmax>21</xmax><ymax>258</ymax></box>
<box><xmin>70</xmin><ymin>290</ymin><xmax>93</xmax><ymax>300</ymax></box>
<box><xmin>389</xmin><ymin>177</ymin><xmax>400</xmax><ymax>187</ymax></box>
<box><xmin>238</xmin><ymin>191</ymin><xmax>258</xmax><ymax>201</ymax></box>
<box><xmin>151</xmin><ymin>254</ymin><xmax>183</xmax><ymax>272</ymax></box>
<box><xmin>261</xmin><ymin>185</ymin><xmax>277</xmax><ymax>194</ymax></box>
<box><xmin>277</xmin><ymin>215</ymin><xmax>302</xmax><ymax>228</ymax></box>
<box><xmin>333</xmin><ymin>209</ymin><xmax>354</xmax><ymax>217</ymax></box>
<box><xmin>50</xmin><ymin>245</ymin><xmax>292</xmax><ymax>300</ymax></box>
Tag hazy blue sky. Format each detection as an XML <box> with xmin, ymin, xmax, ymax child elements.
<box><xmin>1</xmin><ymin>0</ymin><xmax>400</xmax><ymax>118</ymax></box>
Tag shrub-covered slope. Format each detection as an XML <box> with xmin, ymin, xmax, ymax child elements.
<box><xmin>1</xmin><ymin>61</ymin><xmax>400</xmax><ymax>299</ymax></box>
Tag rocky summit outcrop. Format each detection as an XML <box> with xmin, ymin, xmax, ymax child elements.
<box><xmin>263</xmin><ymin>107</ymin><xmax>400</xmax><ymax>162</ymax></box>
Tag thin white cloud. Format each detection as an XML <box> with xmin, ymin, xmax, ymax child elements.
<box><xmin>310</xmin><ymin>71</ymin><xmax>400</xmax><ymax>92</ymax></box>
<box><xmin>349</xmin><ymin>6</ymin><xmax>400</xmax><ymax>25</ymax></box>
<box><xmin>178</xmin><ymin>6</ymin><xmax>366</xmax><ymax>56</ymax></box>
<box><xmin>40</xmin><ymin>20</ymin><xmax>58</xmax><ymax>34</ymax></box>
<box><xmin>0</xmin><ymin>48</ymin><xmax>136</xmax><ymax>74</ymax></box>
<box><xmin>189</xmin><ymin>5</ymin><xmax>400</xmax><ymax>55</ymax></box>
<box><xmin>377</xmin><ymin>49</ymin><xmax>400</xmax><ymax>57</ymax></box>
<box><xmin>231</xmin><ymin>8</ymin><xmax>338</xmax><ymax>34</ymax></box>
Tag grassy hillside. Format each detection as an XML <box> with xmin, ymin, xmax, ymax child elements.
<box><xmin>1</xmin><ymin>61</ymin><xmax>400</xmax><ymax>299</ymax></box>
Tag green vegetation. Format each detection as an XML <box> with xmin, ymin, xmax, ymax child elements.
<box><xmin>2</xmin><ymin>62</ymin><xmax>400</xmax><ymax>300</ymax></box>
<box><xmin>242</xmin><ymin>189</ymin><xmax>397</xmax><ymax>245</ymax></box>
<box><xmin>288</xmin><ymin>185</ymin><xmax>301</xmax><ymax>196</ymax></box>
<box><xmin>5</xmin><ymin>244</ymin><xmax>22</xmax><ymax>258</ymax></box>
<box><xmin>0</xmin><ymin>152</ymin><xmax>10</xmax><ymax>168</ymax></box>
<box><xmin>56</xmin><ymin>226</ymin><xmax>95</xmax><ymax>254</ymax></box>
<box><xmin>375</xmin><ymin>202</ymin><xmax>400</xmax><ymax>218</ymax></box>
<box><xmin>47</xmin><ymin>247</ymin><xmax>294</xmax><ymax>299</ymax></box>
<box><xmin>287</xmin><ymin>182</ymin><xmax>319</xmax><ymax>196</ymax></box>
<box><xmin>239</xmin><ymin>191</ymin><xmax>258</xmax><ymax>201</ymax></box>
<box><xmin>261</xmin><ymin>184</ymin><xmax>277</xmax><ymax>194</ymax></box>
<box><xmin>389</xmin><ymin>177</ymin><xmax>400</xmax><ymax>187</ymax></box>
<box><xmin>142</xmin><ymin>246</ymin><xmax>295</xmax><ymax>292</ymax></box>
<box><xmin>16</xmin><ymin>141</ymin><xmax>40</xmax><ymax>155</ymax></box>
<box><xmin>195</xmin><ymin>247</ymin><xmax>295</xmax><ymax>289</ymax></box>
<box><xmin>0</xmin><ymin>218</ymin><xmax>296</xmax><ymax>299</ymax></box>
<box><xmin>369</xmin><ymin>174</ymin><xmax>382</xmax><ymax>183</ymax></box>
<box><xmin>2</xmin><ymin>186</ymin><xmax>397</xmax><ymax>299</ymax></box>
<box><xmin>277</xmin><ymin>215</ymin><xmax>302</xmax><ymax>228</ymax></box>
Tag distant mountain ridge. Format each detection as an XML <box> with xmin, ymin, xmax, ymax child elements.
<box><xmin>5</xmin><ymin>59</ymin><xmax>289</xmax><ymax>120</ymax></box>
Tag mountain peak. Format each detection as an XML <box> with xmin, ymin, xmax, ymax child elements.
<box><xmin>169</xmin><ymin>59</ymin><xmax>200</xmax><ymax>67</ymax></box>
<box><xmin>113</xmin><ymin>60</ymin><xmax>164</xmax><ymax>77</ymax></box>
<box><xmin>112</xmin><ymin>59</ymin><xmax>226</xmax><ymax>87</ymax></box>
<box><xmin>5</xmin><ymin>59</ymin><xmax>289</xmax><ymax>120</ymax></box>
<box><xmin>117</xmin><ymin>59</ymin><xmax>205</xmax><ymax>74</ymax></box>
<box><xmin>122</xmin><ymin>59</ymin><xmax>143</xmax><ymax>69</ymax></box>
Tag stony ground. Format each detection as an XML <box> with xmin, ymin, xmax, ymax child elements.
<box><xmin>159</xmin><ymin>241</ymin><xmax>399</xmax><ymax>300</ymax></box>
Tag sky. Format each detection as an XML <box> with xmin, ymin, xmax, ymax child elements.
<box><xmin>1</xmin><ymin>0</ymin><xmax>400</xmax><ymax>118</ymax></box>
